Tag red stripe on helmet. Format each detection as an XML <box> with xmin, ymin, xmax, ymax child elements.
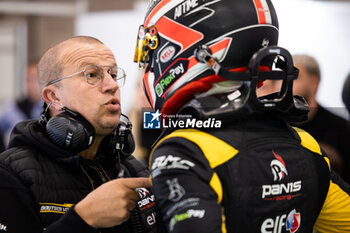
<box><xmin>161</xmin><ymin>74</ymin><xmax>225</xmax><ymax>115</ymax></box>
<box><xmin>144</xmin><ymin>0</ymin><xmax>172</xmax><ymax>28</ymax></box>
<box><xmin>188</xmin><ymin>56</ymin><xmax>198</xmax><ymax>70</ymax></box>
<box><xmin>143</xmin><ymin>70</ymin><xmax>154</xmax><ymax>107</ymax></box>
<box><xmin>156</xmin><ymin>16</ymin><xmax>203</xmax><ymax>55</ymax></box>
<box><xmin>209</xmin><ymin>38</ymin><xmax>231</xmax><ymax>54</ymax></box>
<box><xmin>252</xmin><ymin>0</ymin><xmax>267</xmax><ymax>24</ymax></box>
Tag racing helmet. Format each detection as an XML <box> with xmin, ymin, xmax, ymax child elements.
<box><xmin>134</xmin><ymin>0</ymin><xmax>279</xmax><ymax>114</ymax></box>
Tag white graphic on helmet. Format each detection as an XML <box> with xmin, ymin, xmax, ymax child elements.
<box><xmin>185</xmin><ymin>0</ymin><xmax>222</xmax><ymax>27</ymax></box>
<box><xmin>174</xmin><ymin>0</ymin><xmax>199</xmax><ymax>20</ymax></box>
<box><xmin>262</xmin><ymin>38</ymin><xmax>270</xmax><ymax>47</ymax></box>
<box><xmin>167</xmin><ymin>178</ymin><xmax>185</xmax><ymax>202</ymax></box>
<box><xmin>270</xmin><ymin>150</ymin><xmax>288</xmax><ymax>181</ymax></box>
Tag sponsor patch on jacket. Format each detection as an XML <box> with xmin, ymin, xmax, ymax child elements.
<box><xmin>152</xmin><ymin>154</ymin><xmax>195</xmax><ymax>178</ymax></box>
<box><xmin>166</xmin><ymin>197</ymin><xmax>200</xmax><ymax>217</ymax></box>
<box><xmin>262</xmin><ymin>151</ymin><xmax>302</xmax><ymax>201</ymax></box>
<box><xmin>39</xmin><ymin>203</ymin><xmax>73</xmax><ymax>214</ymax></box>
<box><xmin>261</xmin><ymin>209</ymin><xmax>301</xmax><ymax>233</ymax></box>
<box><xmin>169</xmin><ymin>209</ymin><xmax>205</xmax><ymax>231</ymax></box>
<box><xmin>135</xmin><ymin>188</ymin><xmax>158</xmax><ymax>230</ymax></box>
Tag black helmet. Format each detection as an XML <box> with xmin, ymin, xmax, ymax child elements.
<box><xmin>134</xmin><ymin>0</ymin><xmax>279</xmax><ymax>114</ymax></box>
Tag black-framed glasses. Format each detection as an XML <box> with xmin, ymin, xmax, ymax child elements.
<box><xmin>46</xmin><ymin>65</ymin><xmax>126</xmax><ymax>87</ymax></box>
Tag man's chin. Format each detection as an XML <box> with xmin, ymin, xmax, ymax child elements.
<box><xmin>96</xmin><ymin>126</ymin><xmax>117</xmax><ymax>137</ymax></box>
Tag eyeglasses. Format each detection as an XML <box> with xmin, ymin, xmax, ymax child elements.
<box><xmin>46</xmin><ymin>65</ymin><xmax>126</xmax><ymax>87</ymax></box>
<box><xmin>134</xmin><ymin>25</ymin><xmax>159</xmax><ymax>68</ymax></box>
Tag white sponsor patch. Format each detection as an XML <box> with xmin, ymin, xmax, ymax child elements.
<box><xmin>262</xmin><ymin>181</ymin><xmax>302</xmax><ymax>199</ymax></box>
<box><xmin>152</xmin><ymin>155</ymin><xmax>195</xmax><ymax>177</ymax></box>
<box><xmin>167</xmin><ymin>178</ymin><xmax>186</xmax><ymax>202</ymax></box>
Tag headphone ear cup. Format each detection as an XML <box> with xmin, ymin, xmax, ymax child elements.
<box><xmin>46</xmin><ymin>112</ymin><xmax>95</xmax><ymax>153</ymax></box>
<box><xmin>113</xmin><ymin>121</ymin><xmax>135</xmax><ymax>157</ymax></box>
<box><xmin>122</xmin><ymin>131</ymin><xmax>135</xmax><ymax>156</ymax></box>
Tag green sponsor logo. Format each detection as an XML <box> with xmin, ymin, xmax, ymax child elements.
<box><xmin>155</xmin><ymin>83</ymin><xmax>163</xmax><ymax>97</ymax></box>
<box><xmin>155</xmin><ymin>74</ymin><xmax>175</xmax><ymax>97</ymax></box>
<box><xmin>169</xmin><ymin>209</ymin><xmax>205</xmax><ymax>231</ymax></box>
<box><xmin>169</xmin><ymin>212</ymin><xmax>189</xmax><ymax>230</ymax></box>
<box><xmin>160</xmin><ymin>74</ymin><xmax>175</xmax><ymax>89</ymax></box>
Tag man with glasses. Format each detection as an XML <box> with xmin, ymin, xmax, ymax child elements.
<box><xmin>0</xmin><ymin>36</ymin><xmax>159</xmax><ymax>233</ymax></box>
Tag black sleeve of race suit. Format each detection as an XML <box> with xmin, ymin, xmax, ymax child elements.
<box><xmin>0</xmin><ymin>163</ymin><xmax>98</xmax><ymax>233</ymax></box>
<box><xmin>150</xmin><ymin>137</ymin><xmax>223</xmax><ymax>233</ymax></box>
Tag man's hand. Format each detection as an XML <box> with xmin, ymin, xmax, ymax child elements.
<box><xmin>74</xmin><ymin>177</ymin><xmax>151</xmax><ymax>228</ymax></box>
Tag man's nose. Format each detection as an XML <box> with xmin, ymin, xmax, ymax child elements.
<box><xmin>101</xmin><ymin>70</ymin><xmax>119</xmax><ymax>92</ymax></box>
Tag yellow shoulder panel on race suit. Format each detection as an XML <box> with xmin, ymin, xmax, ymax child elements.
<box><xmin>151</xmin><ymin>129</ymin><xmax>239</xmax><ymax>233</ymax></box>
<box><xmin>293</xmin><ymin>127</ymin><xmax>350</xmax><ymax>232</ymax></box>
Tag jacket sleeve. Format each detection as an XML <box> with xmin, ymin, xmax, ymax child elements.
<box><xmin>314</xmin><ymin>170</ymin><xmax>350</xmax><ymax>233</ymax></box>
<box><xmin>150</xmin><ymin>137</ymin><xmax>223</xmax><ymax>233</ymax></box>
<box><xmin>0</xmin><ymin>163</ymin><xmax>98</xmax><ymax>233</ymax></box>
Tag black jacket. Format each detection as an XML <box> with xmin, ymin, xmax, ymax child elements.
<box><xmin>0</xmin><ymin>120</ymin><xmax>157</xmax><ymax>233</ymax></box>
<box><xmin>150</xmin><ymin>114</ymin><xmax>350</xmax><ymax>233</ymax></box>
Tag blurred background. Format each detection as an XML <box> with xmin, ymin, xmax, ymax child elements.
<box><xmin>0</xmin><ymin>0</ymin><xmax>350</xmax><ymax>116</ymax></box>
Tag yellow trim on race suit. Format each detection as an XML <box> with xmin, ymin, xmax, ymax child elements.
<box><xmin>156</xmin><ymin>129</ymin><xmax>239</xmax><ymax>168</ymax></box>
<box><xmin>314</xmin><ymin>180</ymin><xmax>350</xmax><ymax>232</ymax></box>
<box><xmin>221</xmin><ymin>207</ymin><xmax>227</xmax><ymax>233</ymax></box>
<box><xmin>323</xmin><ymin>157</ymin><xmax>331</xmax><ymax>171</ymax></box>
<box><xmin>292</xmin><ymin>127</ymin><xmax>350</xmax><ymax>232</ymax></box>
<box><xmin>153</xmin><ymin>129</ymin><xmax>238</xmax><ymax>203</ymax></box>
<box><xmin>292</xmin><ymin>127</ymin><xmax>322</xmax><ymax>155</ymax></box>
<box><xmin>152</xmin><ymin>129</ymin><xmax>238</xmax><ymax>233</ymax></box>
<box><xmin>292</xmin><ymin>127</ymin><xmax>331</xmax><ymax>170</ymax></box>
<box><xmin>210</xmin><ymin>172</ymin><xmax>223</xmax><ymax>203</ymax></box>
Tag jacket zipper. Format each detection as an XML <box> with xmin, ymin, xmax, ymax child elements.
<box><xmin>91</xmin><ymin>161</ymin><xmax>108</xmax><ymax>183</ymax></box>
<box><xmin>80</xmin><ymin>165</ymin><xmax>95</xmax><ymax>190</ymax></box>
<box><xmin>80</xmin><ymin>162</ymin><xmax>110</xmax><ymax>233</ymax></box>
<box><xmin>80</xmin><ymin>160</ymin><xmax>111</xmax><ymax>190</ymax></box>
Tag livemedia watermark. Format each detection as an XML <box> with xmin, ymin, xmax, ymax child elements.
<box><xmin>142</xmin><ymin>110</ymin><xmax>222</xmax><ymax>130</ymax></box>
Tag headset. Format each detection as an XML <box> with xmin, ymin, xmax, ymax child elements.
<box><xmin>39</xmin><ymin>102</ymin><xmax>135</xmax><ymax>156</ymax></box>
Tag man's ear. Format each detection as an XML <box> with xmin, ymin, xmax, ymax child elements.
<box><xmin>310</xmin><ymin>75</ymin><xmax>320</xmax><ymax>95</ymax></box>
<box><xmin>42</xmin><ymin>86</ymin><xmax>61</xmax><ymax>111</ymax></box>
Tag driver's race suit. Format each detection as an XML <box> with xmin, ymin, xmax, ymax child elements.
<box><xmin>150</xmin><ymin>114</ymin><xmax>350</xmax><ymax>233</ymax></box>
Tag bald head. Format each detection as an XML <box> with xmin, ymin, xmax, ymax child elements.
<box><xmin>37</xmin><ymin>36</ymin><xmax>104</xmax><ymax>95</ymax></box>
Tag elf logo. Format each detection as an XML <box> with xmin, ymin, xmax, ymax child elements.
<box><xmin>271</xmin><ymin>150</ymin><xmax>288</xmax><ymax>181</ymax></box>
<box><xmin>261</xmin><ymin>209</ymin><xmax>301</xmax><ymax>233</ymax></box>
